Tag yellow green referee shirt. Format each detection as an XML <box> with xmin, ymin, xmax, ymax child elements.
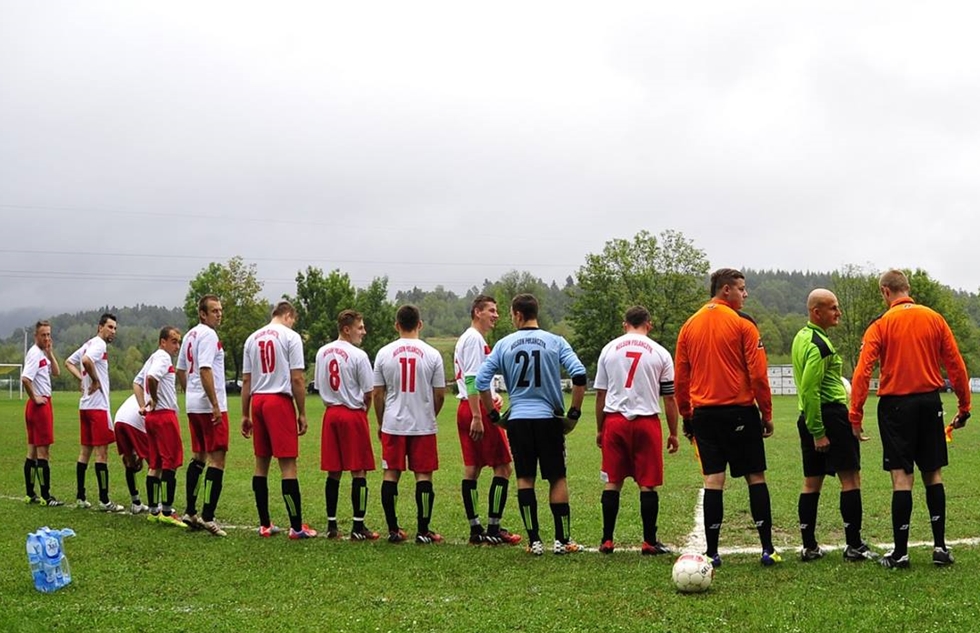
<box><xmin>791</xmin><ymin>323</ymin><xmax>848</xmax><ymax>439</ymax></box>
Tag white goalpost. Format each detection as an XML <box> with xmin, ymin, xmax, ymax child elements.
<box><xmin>0</xmin><ymin>364</ymin><xmax>23</xmax><ymax>399</ymax></box>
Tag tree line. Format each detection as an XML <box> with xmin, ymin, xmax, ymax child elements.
<box><xmin>4</xmin><ymin>230</ymin><xmax>980</xmax><ymax>389</ymax></box>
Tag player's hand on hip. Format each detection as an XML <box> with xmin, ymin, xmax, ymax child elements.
<box><xmin>761</xmin><ymin>417</ymin><xmax>774</xmax><ymax>438</ymax></box>
<box><xmin>297</xmin><ymin>414</ymin><xmax>308</xmax><ymax>436</ymax></box>
<box><xmin>33</xmin><ymin>395</ymin><xmax>48</xmax><ymax>406</ymax></box>
<box><xmin>88</xmin><ymin>380</ymin><xmax>101</xmax><ymax>396</ymax></box>
<box><xmin>667</xmin><ymin>434</ymin><xmax>679</xmax><ymax>454</ymax></box>
<box><xmin>241</xmin><ymin>416</ymin><xmax>252</xmax><ymax>438</ymax></box>
<box><xmin>814</xmin><ymin>435</ymin><xmax>830</xmax><ymax>453</ymax></box>
<box><xmin>469</xmin><ymin>417</ymin><xmax>484</xmax><ymax>441</ymax></box>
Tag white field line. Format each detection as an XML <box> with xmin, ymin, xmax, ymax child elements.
<box><xmin>8</xmin><ymin>493</ymin><xmax>980</xmax><ymax>554</ymax></box>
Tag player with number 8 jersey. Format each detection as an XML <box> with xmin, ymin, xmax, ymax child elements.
<box><xmin>315</xmin><ymin>310</ymin><xmax>379</xmax><ymax>540</ymax></box>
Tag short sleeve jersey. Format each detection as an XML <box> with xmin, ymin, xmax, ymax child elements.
<box><xmin>176</xmin><ymin>323</ymin><xmax>228</xmax><ymax>414</ymax></box>
<box><xmin>68</xmin><ymin>335</ymin><xmax>110</xmax><ymax>412</ymax></box>
<box><xmin>454</xmin><ymin>327</ymin><xmax>492</xmax><ymax>400</ymax></box>
<box><xmin>315</xmin><ymin>339</ymin><xmax>373</xmax><ymax>410</ymax></box>
<box><xmin>476</xmin><ymin>328</ymin><xmax>587</xmax><ymax>419</ymax></box>
<box><xmin>114</xmin><ymin>364</ymin><xmax>148</xmax><ymax>432</ymax></box>
<box><xmin>144</xmin><ymin>349</ymin><xmax>178</xmax><ymax>412</ymax></box>
<box><xmin>242</xmin><ymin>323</ymin><xmax>305</xmax><ymax>395</ymax></box>
<box><xmin>114</xmin><ymin>394</ymin><xmax>145</xmax><ymax>433</ymax></box>
<box><xmin>23</xmin><ymin>344</ymin><xmax>53</xmax><ymax>397</ymax></box>
<box><xmin>373</xmin><ymin>338</ymin><xmax>445</xmax><ymax>435</ymax></box>
<box><xmin>594</xmin><ymin>332</ymin><xmax>674</xmax><ymax>419</ymax></box>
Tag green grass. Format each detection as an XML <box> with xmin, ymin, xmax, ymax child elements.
<box><xmin>3</xmin><ymin>392</ymin><xmax>980</xmax><ymax>631</ymax></box>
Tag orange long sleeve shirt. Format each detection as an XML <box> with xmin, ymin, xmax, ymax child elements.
<box><xmin>849</xmin><ymin>297</ymin><xmax>971</xmax><ymax>426</ymax></box>
<box><xmin>674</xmin><ymin>298</ymin><xmax>773</xmax><ymax>420</ymax></box>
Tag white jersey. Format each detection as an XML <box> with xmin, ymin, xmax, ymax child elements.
<box><xmin>453</xmin><ymin>327</ymin><xmax>493</xmax><ymax>400</ymax></box>
<box><xmin>242</xmin><ymin>323</ymin><xmax>305</xmax><ymax>395</ymax></box>
<box><xmin>144</xmin><ymin>348</ymin><xmax>178</xmax><ymax>412</ymax></box>
<box><xmin>315</xmin><ymin>339</ymin><xmax>373</xmax><ymax>410</ymax></box>
<box><xmin>67</xmin><ymin>335</ymin><xmax>110</xmax><ymax>412</ymax></box>
<box><xmin>594</xmin><ymin>332</ymin><xmax>675</xmax><ymax>419</ymax></box>
<box><xmin>23</xmin><ymin>344</ymin><xmax>53</xmax><ymax>397</ymax></box>
<box><xmin>176</xmin><ymin>323</ymin><xmax>228</xmax><ymax>414</ymax></box>
<box><xmin>373</xmin><ymin>338</ymin><xmax>445</xmax><ymax>436</ymax></box>
<box><xmin>114</xmin><ymin>394</ymin><xmax>146</xmax><ymax>433</ymax></box>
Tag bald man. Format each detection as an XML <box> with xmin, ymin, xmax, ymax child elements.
<box><xmin>791</xmin><ymin>289</ymin><xmax>876</xmax><ymax>563</ymax></box>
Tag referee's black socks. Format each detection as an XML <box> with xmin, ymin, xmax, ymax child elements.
<box><xmin>798</xmin><ymin>492</ymin><xmax>820</xmax><ymax>550</ymax></box>
<box><xmin>840</xmin><ymin>489</ymin><xmax>863</xmax><ymax>548</ymax></box>
<box><xmin>749</xmin><ymin>483</ymin><xmax>774</xmax><ymax>552</ymax></box>
<box><xmin>926</xmin><ymin>483</ymin><xmax>946</xmax><ymax>549</ymax></box>
<box><xmin>891</xmin><ymin>490</ymin><xmax>913</xmax><ymax>557</ymax></box>
<box><xmin>703</xmin><ymin>488</ymin><xmax>723</xmax><ymax>557</ymax></box>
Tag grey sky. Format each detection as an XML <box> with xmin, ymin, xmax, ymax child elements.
<box><xmin>2</xmin><ymin>1</ymin><xmax>978</xmax><ymax>320</ymax></box>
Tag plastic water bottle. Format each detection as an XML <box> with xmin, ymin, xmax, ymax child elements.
<box><xmin>27</xmin><ymin>527</ymin><xmax>76</xmax><ymax>593</ymax></box>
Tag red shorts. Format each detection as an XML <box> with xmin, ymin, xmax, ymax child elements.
<box><xmin>80</xmin><ymin>409</ymin><xmax>115</xmax><ymax>447</ymax></box>
<box><xmin>25</xmin><ymin>399</ymin><xmax>54</xmax><ymax>447</ymax></box>
<box><xmin>146</xmin><ymin>409</ymin><xmax>184</xmax><ymax>470</ymax></box>
<box><xmin>321</xmin><ymin>406</ymin><xmax>376</xmax><ymax>472</ymax></box>
<box><xmin>456</xmin><ymin>400</ymin><xmax>512</xmax><ymax>468</ymax></box>
<box><xmin>600</xmin><ymin>413</ymin><xmax>664</xmax><ymax>487</ymax></box>
<box><xmin>252</xmin><ymin>393</ymin><xmax>298</xmax><ymax>459</ymax></box>
<box><xmin>381</xmin><ymin>432</ymin><xmax>438</xmax><ymax>473</ymax></box>
<box><xmin>115</xmin><ymin>423</ymin><xmax>150</xmax><ymax>460</ymax></box>
<box><xmin>187</xmin><ymin>411</ymin><xmax>230</xmax><ymax>454</ymax></box>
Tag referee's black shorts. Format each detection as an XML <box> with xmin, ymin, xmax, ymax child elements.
<box><xmin>691</xmin><ymin>405</ymin><xmax>766</xmax><ymax>478</ymax></box>
<box><xmin>798</xmin><ymin>403</ymin><xmax>860</xmax><ymax>478</ymax></box>
<box><xmin>506</xmin><ymin>417</ymin><xmax>567</xmax><ymax>481</ymax></box>
<box><xmin>877</xmin><ymin>390</ymin><xmax>946</xmax><ymax>474</ymax></box>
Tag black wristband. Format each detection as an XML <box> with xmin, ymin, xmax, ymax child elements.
<box><xmin>567</xmin><ymin>407</ymin><xmax>581</xmax><ymax>421</ymax></box>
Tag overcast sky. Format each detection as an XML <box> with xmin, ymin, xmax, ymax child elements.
<box><xmin>2</xmin><ymin>1</ymin><xmax>979</xmax><ymax>320</ymax></box>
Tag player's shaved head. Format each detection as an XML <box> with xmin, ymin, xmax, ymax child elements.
<box><xmin>806</xmin><ymin>289</ymin><xmax>837</xmax><ymax>312</ymax></box>
<box><xmin>879</xmin><ymin>269</ymin><xmax>910</xmax><ymax>293</ymax></box>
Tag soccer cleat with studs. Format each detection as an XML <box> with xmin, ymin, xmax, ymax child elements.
<box><xmin>761</xmin><ymin>549</ymin><xmax>783</xmax><ymax>566</ymax></box>
<box><xmin>708</xmin><ymin>553</ymin><xmax>723</xmax><ymax>568</ymax></box>
<box><xmin>203</xmin><ymin>520</ymin><xmax>228</xmax><ymax>537</ymax></box>
<box><xmin>599</xmin><ymin>540</ymin><xmax>615</xmax><ymax>554</ymax></box>
<box><xmin>641</xmin><ymin>541</ymin><xmax>672</xmax><ymax>556</ymax></box>
<box><xmin>158</xmin><ymin>512</ymin><xmax>188</xmax><ymax>528</ymax></box>
<box><xmin>880</xmin><ymin>551</ymin><xmax>910</xmax><ymax>569</ymax></box>
<box><xmin>843</xmin><ymin>542</ymin><xmax>879</xmax><ymax>562</ymax></box>
<box><xmin>527</xmin><ymin>540</ymin><xmax>545</xmax><ymax>556</ymax></box>
<box><xmin>415</xmin><ymin>531</ymin><xmax>444</xmax><ymax>544</ymax></box>
<box><xmin>933</xmin><ymin>546</ymin><xmax>954</xmax><ymax>566</ymax></box>
<box><xmin>98</xmin><ymin>501</ymin><xmax>126</xmax><ymax>513</ymax></box>
<box><xmin>350</xmin><ymin>527</ymin><xmax>380</xmax><ymax>541</ymax></box>
<box><xmin>554</xmin><ymin>540</ymin><xmax>582</xmax><ymax>555</ymax></box>
<box><xmin>800</xmin><ymin>545</ymin><xmax>825</xmax><ymax>562</ymax></box>
<box><xmin>75</xmin><ymin>499</ymin><xmax>92</xmax><ymax>510</ymax></box>
<box><xmin>387</xmin><ymin>528</ymin><xmax>409</xmax><ymax>544</ymax></box>
<box><xmin>41</xmin><ymin>496</ymin><xmax>65</xmax><ymax>507</ymax></box>
<box><xmin>182</xmin><ymin>513</ymin><xmax>206</xmax><ymax>531</ymax></box>
<box><xmin>130</xmin><ymin>502</ymin><xmax>150</xmax><ymax>514</ymax></box>
<box><xmin>258</xmin><ymin>524</ymin><xmax>283</xmax><ymax>538</ymax></box>
<box><xmin>288</xmin><ymin>524</ymin><xmax>319</xmax><ymax>540</ymax></box>
<box><xmin>325</xmin><ymin>527</ymin><xmax>341</xmax><ymax>539</ymax></box>
<box><xmin>25</xmin><ymin>495</ymin><xmax>41</xmax><ymax>505</ymax></box>
<box><xmin>468</xmin><ymin>531</ymin><xmax>486</xmax><ymax>545</ymax></box>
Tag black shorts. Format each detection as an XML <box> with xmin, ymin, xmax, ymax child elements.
<box><xmin>506</xmin><ymin>417</ymin><xmax>567</xmax><ymax>481</ymax></box>
<box><xmin>877</xmin><ymin>391</ymin><xmax>947</xmax><ymax>474</ymax></box>
<box><xmin>691</xmin><ymin>405</ymin><xmax>766</xmax><ymax>478</ymax></box>
<box><xmin>798</xmin><ymin>403</ymin><xmax>860</xmax><ymax>478</ymax></box>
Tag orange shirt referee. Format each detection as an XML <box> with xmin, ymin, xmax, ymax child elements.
<box><xmin>674</xmin><ymin>268</ymin><xmax>778</xmax><ymax>567</ymax></box>
<box><xmin>849</xmin><ymin>269</ymin><xmax>970</xmax><ymax>569</ymax></box>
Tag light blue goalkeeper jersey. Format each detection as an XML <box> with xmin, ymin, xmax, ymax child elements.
<box><xmin>476</xmin><ymin>327</ymin><xmax>586</xmax><ymax>419</ymax></box>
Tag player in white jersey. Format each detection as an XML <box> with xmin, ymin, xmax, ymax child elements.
<box><xmin>139</xmin><ymin>326</ymin><xmax>187</xmax><ymax>527</ymax></box>
<box><xmin>241</xmin><ymin>301</ymin><xmax>316</xmax><ymax>539</ymax></box>
<box><xmin>373</xmin><ymin>305</ymin><xmax>446</xmax><ymax>544</ymax></box>
<box><xmin>22</xmin><ymin>320</ymin><xmax>63</xmax><ymax>506</ymax></box>
<box><xmin>593</xmin><ymin>306</ymin><xmax>679</xmax><ymax>555</ymax></box>
<box><xmin>113</xmin><ymin>364</ymin><xmax>151</xmax><ymax>515</ymax></box>
<box><xmin>65</xmin><ymin>313</ymin><xmax>125</xmax><ymax>512</ymax></box>
<box><xmin>175</xmin><ymin>295</ymin><xmax>229</xmax><ymax>536</ymax></box>
<box><xmin>316</xmin><ymin>309</ymin><xmax>380</xmax><ymax>541</ymax></box>
<box><xmin>453</xmin><ymin>295</ymin><xmax>521</xmax><ymax>545</ymax></box>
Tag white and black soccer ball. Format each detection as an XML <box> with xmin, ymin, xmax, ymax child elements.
<box><xmin>672</xmin><ymin>553</ymin><xmax>714</xmax><ymax>593</ymax></box>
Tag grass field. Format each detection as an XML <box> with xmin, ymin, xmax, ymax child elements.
<box><xmin>3</xmin><ymin>391</ymin><xmax>980</xmax><ymax>632</ymax></box>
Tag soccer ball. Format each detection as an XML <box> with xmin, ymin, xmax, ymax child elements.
<box><xmin>672</xmin><ymin>553</ymin><xmax>713</xmax><ymax>593</ymax></box>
